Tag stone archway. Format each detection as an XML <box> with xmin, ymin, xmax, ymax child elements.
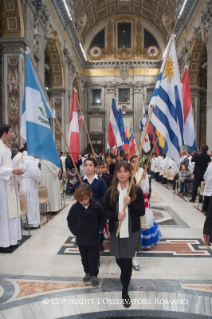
<box><xmin>0</xmin><ymin>0</ymin><xmax>25</xmax><ymax>38</ymax></box>
<box><xmin>45</xmin><ymin>36</ymin><xmax>65</xmax><ymax>151</ymax></box>
<box><xmin>45</xmin><ymin>38</ymin><xmax>64</xmax><ymax>88</ymax></box>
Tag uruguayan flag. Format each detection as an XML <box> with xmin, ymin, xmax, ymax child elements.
<box><xmin>149</xmin><ymin>36</ymin><xmax>183</xmax><ymax>165</ymax></box>
<box><xmin>21</xmin><ymin>53</ymin><xmax>61</xmax><ymax>168</ymax></box>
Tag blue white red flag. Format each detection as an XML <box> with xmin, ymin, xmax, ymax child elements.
<box><xmin>107</xmin><ymin>98</ymin><xmax>123</xmax><ymax>150</ymax></box>
<box><xmin>149</xmin><ymin>36</ymin><xmax>183</xmax><ymax>165</ymax></box>
<box><xmin>181</xmin><ymin>68</ymin><xmax>196</xmax><ymax>152</ymax></box>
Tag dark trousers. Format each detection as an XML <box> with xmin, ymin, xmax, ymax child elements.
<box><xmin>173</xmin><ymin>173</ymin><xmax>179</xmax><ymax>191</ymax></box>
<box><xmin>191</xmin><ymin>173</ymin><xmax>204</xmax><ymax>201</ymax></box>
<box><xmin>154</xmin><ymin>172</ymin><xmax>159</xmax><ymax>181</ymax></box>
<box><xmin>78</xmin><ymin>245</ymin><xmax>99</xmax><ymax>277</ymax></box>
<box><xmin>203</xmin><ymin>196</ymin><xmax>211</xmax><ymax>213</ymax></box>
<box><xmin>116</xmin><ymin>258</ymin><xmax>132</xmax><ymax>292</ymax></box>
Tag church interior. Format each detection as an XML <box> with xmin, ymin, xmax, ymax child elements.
<box><xmin>0</xmin><ymin>0</ymin><xmax>212</xmax><ymax>318</ymax></box>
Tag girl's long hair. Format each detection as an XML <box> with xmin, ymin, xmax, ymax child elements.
<box><xmin>110</xmin><ymin>160</ymin><xmax>137</xmax><ymax>205</ymax></box>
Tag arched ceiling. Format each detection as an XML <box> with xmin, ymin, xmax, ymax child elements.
<box><xmin>67</xmin><ymin>0</ymin><xmax>184</xmax><ymax>43</ymax></box>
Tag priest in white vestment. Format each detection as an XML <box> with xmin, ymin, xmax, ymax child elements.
<box><xmin>19</xmin><ymin>147</ymin><xmax>41</xmax><ymax>227</ymax></box>
<box><xmin>0</xmin><ymin>124</ymin><xmax>23</xmax><ymax>252</ymax></box>
<box><xmin>40</xmin><ymin>159</ymin><xmax>61</xmax><ymax>213</ymax></box>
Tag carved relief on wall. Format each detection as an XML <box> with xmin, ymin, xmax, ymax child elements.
<box><xmin>106</xmin><ymin>19</ymin><xmax>114</xmax><ymax>56</ymax></box>
<box><xmin>7</xmin><ymin>57</ymin><xmax>20</xmax><ymax>148</ymax></box>
<box><xmin>104</xmin><ymin>82</ymin><xmax>116</xmax><ymax>94</ymax></box>
<box><xmin>54</xmin><ymin>99</ymin><xmax>62</xmax><ymax>151</ymax></box>
<box><xmin>135</xmin><ymin>20</ymin><xmax>142</xmax><ymax>56</ymax></box>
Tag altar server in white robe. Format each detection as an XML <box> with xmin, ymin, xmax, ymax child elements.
<box><xmin>19</xmin><ymin>144</ymin><xmax>41</xmax><ymax>227</ymax></box>
<box><xmin>0</xmin><ymin>124</ymin><xmax>23</xmax><ymax>252</ymax></box>
<box><xmin>40</xmin><ymin>159</ymin><xmax>61</xmax><ymax>213</ymax></box>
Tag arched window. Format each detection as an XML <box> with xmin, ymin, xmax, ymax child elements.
<box><xmin>144</xmin><ymin>29</ymin><xmax>159</xmax><ymax>48</ymax></box>
<box><xmin>90</xmin><ymin>29</ymin><xmax>105</xmax><ymax>48</ymax></box>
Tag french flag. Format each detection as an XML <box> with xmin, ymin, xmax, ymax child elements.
<box><xmin>181</xmin><ymin>68</ymin><xmax>196</xmax><ymax>152</ymax></box>
<box><xmin>107</xmin><ymin>98</ymin><xmax>123</xmax><ymax>150</ymax></box>
<box><xmin>68</xmin><ymin>90</ymin><xmax>81</xmax><ymax>163</ymax></box>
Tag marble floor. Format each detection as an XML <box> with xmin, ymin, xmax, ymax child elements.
<box><xmin>0</xmin><ymin>180</ymin><xmax>212</xmax><ymax>319</ymax></box>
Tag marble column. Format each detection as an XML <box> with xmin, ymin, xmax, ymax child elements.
<box><xmin>133</xmin><ymin>83</ymin><xmax>144</xmax><ymax>147</ymax></box>
<box><xmin>191</xmin><ymin>87</ymin><xmax>201</xmax><ymax>148</ymax></box>
<box><xmin>48</xmin><ymin>88</ymin><xmax>66</xmax><ymax>152</ymax></box>
<box><xmin>104</xmin><ymin>83</ymin><xmax>116</xmax><ymax>148</ymax></box>
<box><xmin>82</xmin><ymin>85</ymin><xmax>88</xmax><ymax>152</ymax></box>
<box><xmin>0</xmin><ymin>38</ymin><xmax>28</xmax><ymax>149</ymax></box>
<box><xmin>203</xmin><ymin>1</ymin><xmax>212</xmax><ymax>149</ymax></box>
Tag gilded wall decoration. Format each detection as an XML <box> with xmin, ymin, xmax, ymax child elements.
<box><xmin>46</xmin><ymin>38</ymin><xmax>63</xmax><ymax>87</ymax></box>
<box><xmin>0</xmin><ymin>0</ymin><xmax>24</xmax><ymax>37</ymax></box>
<box><xmin>135</xmin><ymin>20</ymin><xmax>142</xmax><ymax>56</ymax></box>
<box><xmin>54</xmin><ymin>99</ymin><xmax>62</xmax><ymax>151</ymax></box>
<box><xmin>106</xmin><ymin>19</ymin><xmax>114</xmax><ymax>56</ymax></box>
<box><xmin>7</xmin><ymin>57</ymin><xmax>20</xmax><ymax>148</ymax></box>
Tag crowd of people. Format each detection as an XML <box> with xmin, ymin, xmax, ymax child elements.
<box><xmin>1</xmin><ymin>122</ymin><xmax>212</xmax><ymax>308</ymax></box>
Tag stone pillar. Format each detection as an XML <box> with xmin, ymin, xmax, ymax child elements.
<box><xmin>48</xmin><ymin>88</ymin><xmax>66</xmax><ymax>152</ymax></box>
<box><xmin>104</xmin><ymin>82</ymin><xmax>116</xmax><ymax>148</ymax></box>
<box><xmin>191</xmin><ymin>87</ymin><xmax>201</xmax><ymax>148</ymax></box>
<box><xmin>133</xmin><ymin>83</ymin><xmax>144</xmax><ymax>146</ymax></box>
<box><xmin>82</xmin><ymin>84</ymin><xmax>88</xmax><ymax>152</ymax></box>
<box><xmin>202</xmin><ymin>0</ymin><xmax>212</xmax><ymax>149</ymax></box>
<box><xmin>0</xmin><ymin>38</ymin><xmax>28</xmax><ymax>149</ymax></box>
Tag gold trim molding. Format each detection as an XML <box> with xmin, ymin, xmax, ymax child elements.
<box><xmin>81</xmin><ymin>68</ymin><xmax>159</xmax><ymax>76</ymax></box>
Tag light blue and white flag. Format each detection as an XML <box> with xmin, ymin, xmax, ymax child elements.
<box><xmin>21</xmin><ymin>53</ymin><xmax>61</xmax><ymax>168</ymax></box>
<box><xmin>149</xmin><ymin>36</ymin><xmax>183</xmax><ymax>165</ymax></box>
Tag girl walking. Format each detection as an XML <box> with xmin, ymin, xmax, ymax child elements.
<box><xmin>103</xmin><ymin>161</ymin><xmax>145</xmax><ymax>307</ymax></box>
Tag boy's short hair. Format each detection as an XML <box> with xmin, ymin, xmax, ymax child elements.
<box><xmin>74</xmin><ymin>183</ymin><xmax>92</xmax><ymax>201</ymax></box>
<box><xmin>96</xmin><ymin>159</ymin><xmax>104</xmax><ymax>167</ymax></box>
<box><xmin>84</xmin><ymin>157</ymin><xmax>97</xmax><ymax>167</ymax></box>
<box><xmin>105</xmin><ymin>151</ymin><xmax>113</xmax><ymax>159</ymax></box>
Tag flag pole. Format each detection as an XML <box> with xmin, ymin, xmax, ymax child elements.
<box><xmin>27</xmin><ymin>52</ymin><xmax>82</xmax><ymax>184</ymax></box>
<box><xmin>74</xmin><ymin>92</ymin><xmax>96</xmax><ymax>158</ymax></box>
<box><xmin>137</xmin><ymin>133</ymin><xmax>161</xmax><ymax>187</ymax></box>
<box><xmin>116</xmin><ymin>105</ymin><xmax>154</xmax><ymax>237</ymax></box>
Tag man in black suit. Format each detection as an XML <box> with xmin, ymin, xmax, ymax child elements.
<box><xmin>190</xmin><ymin>145</ymin><xmax>211</xmax><ymax>202</ymax></box>
<box><xmin>203</xmin><ymin>195</ymin><xmax>212</xmax><ymax>246</ymax></box>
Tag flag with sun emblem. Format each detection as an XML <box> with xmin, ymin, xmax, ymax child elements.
<box><xmin>21</xmin><ymin>53</ymin><xmax>61</xmax><ymax>167</ymax></box>
<box><xmin>149</xmin><ymin>36</ymin><xmax>183</xmax><ymax>165</ymax></box>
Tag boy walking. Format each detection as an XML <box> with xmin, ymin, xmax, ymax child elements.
<box><xmin>67</xmin><ymin>183</ymin><xmax>105</xmax><ymax>288</ymax></box>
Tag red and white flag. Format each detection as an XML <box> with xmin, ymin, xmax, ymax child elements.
<box><xmin>68</xmin><ymin>90</ymin><xmax>80</xmax><ymax>163</ymax></box>
<box><xmin>107</xmin><ymin>98</ymin><xmax>123</xmax><ymax>150</ymax></box>
<box><xmin>129</xmin><ymin>130</ymin><xmax>138</xmax><ymax>158</ymax></box>
<box><xmin>78</xmin><ymin>115</ymin><xmax>84</xmax><ymax>130</ymax></box>
<box><xmin>142</xmin><ymin>132</ymin><xmax>151</xmax><ymax>153</ymax></box>
<box><xmin>181</xmin><ymin>68</ymin><xmax>196</xmax><ymax>151</ymax></box>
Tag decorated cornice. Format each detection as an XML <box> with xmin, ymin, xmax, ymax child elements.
<box><xmin>175</xmin><ymin>0</ymin><xmax>199</xmax><ymax>43</ymax></box>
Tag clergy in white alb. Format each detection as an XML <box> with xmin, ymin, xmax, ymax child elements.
<box><xmin>19</xmin><ymin>148</ymin><xmax>41</xmax><ymax>226</ymax></box>
<box><xmin>40</xmin><ymin>159</ymin><xmax>61</xmax><ymax>213</ymax></box>
<box><xmin>0</xmin><ymin>125</ymin><xmax>23</xmax><ymax>249</ymax></box>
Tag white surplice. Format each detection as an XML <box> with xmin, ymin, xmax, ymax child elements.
<box><xmin>0</xmin><ymin>143</ymin><xmax>21</xmax><ymax>247</ymax></box>
<box><xmin>40</xmin><ymin>160</ymin><xmax>61</xmax><ymax>212</ymax></box>
<box><xmin>19</xmin><ymin>152</ymin><xmax>41</xmax><ymax>225</ymax></box>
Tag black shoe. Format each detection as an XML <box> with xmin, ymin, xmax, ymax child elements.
<box><xmin>100</xmin><ymin>245</ymin><xmax>105</xmax><ymax>251</ymax></box>
<box><xmin>0</xmin><ymin>247</ymin><xmax>12</xmax><ymax>253</ymax></box>
<box><xmin>189</xmin><ymin>199</ymin><xmax>195</xmax><ymax>203</ymax></box>
<box><xmin>122</xmin><ymin>291</ymin><xmax>131</xmax><ymax>308</ymax></box>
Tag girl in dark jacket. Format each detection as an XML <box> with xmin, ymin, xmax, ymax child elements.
<box><xmin>67</xmin><ymin>183</ymin><xmax>105</xmax><ymax>288</ymax></box>
<box><xmin>103</xmin><ymin>161</ymin><xmax>145</xmax><ymax>307</ymax></box>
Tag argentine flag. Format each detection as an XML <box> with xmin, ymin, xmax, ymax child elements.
<box><xmin>21</xmin><ymin>53</ymin><xmax>61</xmax><ymax>168</ymax></box>
<box><xmin>149</xmin><ymin>36</ymin><xmax>183</xmax><ymax>165</ymax></box>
